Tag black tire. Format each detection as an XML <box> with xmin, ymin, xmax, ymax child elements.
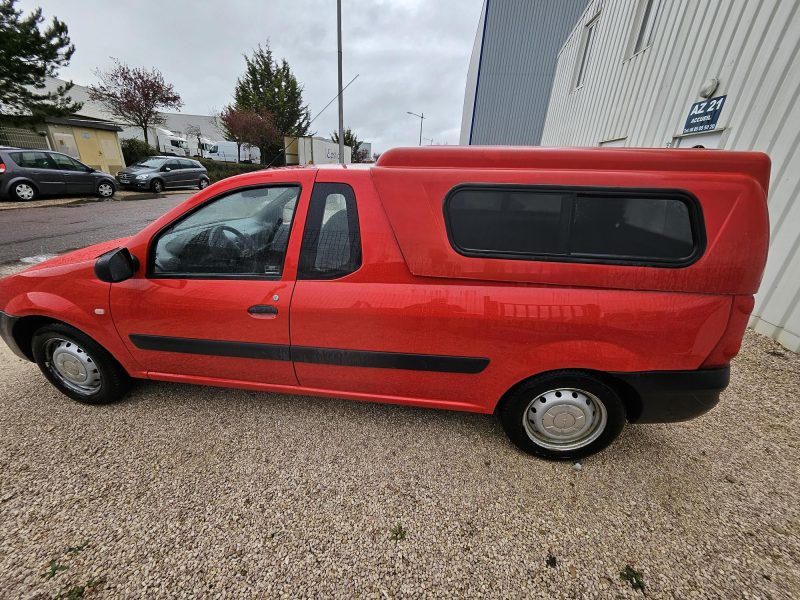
<box><xmin>31</xmin><ymin>323</ymin><xmax>131</xmax><ymax>405</ymax></box>
<box><xmin>498</xmin><ymin>371</ymin><xmax>626</xmax><ymax>460</ymax></box>
<box><xmin>151</xmin><ymin>179</ymin><xmax>164</xmax><ymax>193</ymax></box>
<box><xmin>11</xmin><ymin>180</ymin><xmax>38</xmax><ymax>201</ymax></box>
<box><xmin>96</xmin><ymin>180</ymin><xmax>115</xmax><ymax>199</ymax></box>
<box><xmin>198</xmin><ymin>177</ymin><xmax>209</xmax><ymax>190</ymax></box>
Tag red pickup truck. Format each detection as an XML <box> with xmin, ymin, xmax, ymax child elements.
<box><xmin>0</xmin><ymin>147</ymin><xmax>770</xmax><ymax>459</ymax></box>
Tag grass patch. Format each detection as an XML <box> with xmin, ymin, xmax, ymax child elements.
<box><xmin>389</xmin><ymin>522</ymin><xmax>407</xmax><ymax>542</ymax></box>
<box><xmin>41</xmin><ymin>559</ymin><xmax>67</xmax><ymax>580</ymax></box>
<box><xmin>620</xmin><ymin>564</ymin><xmax>645</xmax><ymax>592</ymax></box>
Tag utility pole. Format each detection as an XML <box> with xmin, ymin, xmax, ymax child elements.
<box><xmin>407</xmin><ymin>111</ymin><xmax>425</xmax><ymax>146</ymax></box>
<box><xmin>336</xmin><ymin>0</ymin><xmax>345</xmax><ymax>164</ymax></box>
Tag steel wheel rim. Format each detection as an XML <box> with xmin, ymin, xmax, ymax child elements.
<box><xmin>98</xmin><ymin>183</ymin><xmax>113</xmax><ymax>197</ymax></box>
<box><xmin>45</xmin><ymin>338</ymin><xmax>102</xmax><ymax>395</ymax></box>
<box><xmin>16</xmin><ymin>184</ymin><xmax>34</xmax><ymax>200</ymax></box>
<box><xmin>523</xmin><ymin>387</ymin><xmax>607</xmax><ymax>451</ymax></box>
<box><xmin>153</xmin><ymin>181</ymin><xmax>162</xmax><ymax>192</ymax></box>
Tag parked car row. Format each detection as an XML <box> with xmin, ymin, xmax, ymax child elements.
<box><xmin>0</xmin><ymin>147</ymin><xmax>210</xmax><ymax>201</ymax></box>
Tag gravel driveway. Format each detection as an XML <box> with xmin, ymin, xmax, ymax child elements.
<box><xmin>0</xmin><ymin>331</ymin><xmax>798</xmax><ymax>599</ymax></box>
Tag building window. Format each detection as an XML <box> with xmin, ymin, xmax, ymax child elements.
<box><xmin>444</xmin><ymin>185</ymin><xmax>704</xmax><ymax>267</ymax></box>
<box><xmin>575</xmin><ymin>16</ymin><xmax>599</xmax><ymax>88</ymax></box>
<box><xmin>633</xmin><ymin>0</ymin><xmax>661</xmax><ymax>54</ymax></box>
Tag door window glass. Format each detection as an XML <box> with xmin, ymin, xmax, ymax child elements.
<box><xmin>152</xmin><ymin>185</ymin><xmax>300</xmax><ymax>278</ymax></box>
<box><xmin>298</xmin><ymin>183</ymin><xmax>361</xmax><ymax>279</ymax></box>
<box><xmin>50</xmin><ymin>153</ymin><xmax>86</xmax><ymax>171</ymax></box>
<box><xmin>164</xmin><ymin>160</ymin><xmax>180</xmax><ymax>171</ymax></box>
<box><xmin>179</xmin><ymin>159</ymin><xmax>195</xmax><ymax>169</ymax></box>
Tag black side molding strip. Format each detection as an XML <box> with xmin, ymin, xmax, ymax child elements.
<box><xmin>291</xmin><ymin>346</ymin><xmax>488</xmax><ymax>374</ymax></box>
<box><xmin>128</xmin><ymin>334</ymin><xmax>489</xmax><ymax>374</ymax></box>
<box><xmin>129</xmin><ymin>334</ymin><xmax>291</xmax><ymax>361</ymax></box>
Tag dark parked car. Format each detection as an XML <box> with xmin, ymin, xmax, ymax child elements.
<box><xmin>0</xmin><ymin>147</ymin><xmax>117</xmax><ymax>201</ymax></box>
<box><xmin>116</xmin><ymin>156</ymin><xmax>209</xmax><ymax>193</ymax></box>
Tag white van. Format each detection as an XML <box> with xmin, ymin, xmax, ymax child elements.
<box><xmin>206</xmin><ymin>141</ymin><xmax>260</xmax><ymax>163</ymax></box>
<box><xmin>149</xmin><ymin>128</ymin><xmax>189</xmax><ymax>157</ymax></box>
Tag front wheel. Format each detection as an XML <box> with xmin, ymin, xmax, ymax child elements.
<box><xmin>151</xmin><ymin>179</ymin><xmax>164</xmax><ymax>193</ymax></box>
<box><xmin>31</xmin><ymin>323</ymin><xmax>131</xmax><ymax>404</ymax></box>
<box><xmin>97</xmin><ymin>181</ymin><xmax>115</xmax><ymax>198</ymax></box>
<box><xmin>498</xmin><ymin>371</ymin><xmax>626</xmax><ymax>460</ymax></box>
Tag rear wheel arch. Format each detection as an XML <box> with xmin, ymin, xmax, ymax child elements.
<box><xmin>494</xmin><ymin>368</ymin><xmax>642</xmax><ymax>422</ymax></box>
<box><xmin>10</xmin><ymin>179</ymin><xmax>39</xmax><ymax>200</ymax></box>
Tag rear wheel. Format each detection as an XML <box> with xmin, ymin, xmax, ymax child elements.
<box><xmin>12</xmin><ymin>181</ymin><xmax>37</xmax><ymax>201</ymax></box>
<box><xmin>151</xmin><ymin>179</ymin><xmax>164</xmax><ymax>193</ymax></box>
<box><xmin>198</xmin><ymin>177</ymin><xmax>209</xmax><ymax>190</ymax></box>
<box><xmin>498</xmin><ymin>371</ymin><xmax>626</xmax><ymax>460</ymax></box>
<box><xmin>31</xmin><ymin>323</ymin><xmax>131</xmax><ymax>404</ymax></box>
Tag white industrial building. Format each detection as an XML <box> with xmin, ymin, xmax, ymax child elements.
<box><xmin>462</xmin><ymin>0</ymin><xmax>800</xmax><ymax>351</ymax></box>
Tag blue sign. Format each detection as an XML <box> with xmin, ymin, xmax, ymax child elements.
<box><xmin>683</xmin><ymin>95</ymin><xmax>726</xmax><ymax>134</ymax></box>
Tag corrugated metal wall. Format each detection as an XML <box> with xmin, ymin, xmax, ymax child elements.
<box><xmin>463</xmin><ymin>0</ymin><xmax>587</xmax><ymax>145</ymax></box>
<box><xmin>542</xmin><ymin>0</ymin><xmax>800</xmax><ymax>352</ymax></box>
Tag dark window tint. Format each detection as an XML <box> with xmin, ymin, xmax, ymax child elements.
<box><xmin>447</xmin><ymin>188</ymin><xmax>569</xmax><ymax>256</ymax></box>
<box><xmin>298</xmin><ymin>182</ymin><xmax>361</xmax><ymax>279</ymax></box>
<box><xmin>152</xmin><ymin>185</ymin><xmax>300</xmax><ymax>278</ymax></box>
<box><xmin>572</xmin><ymin>196</ymin><xmax>694</xmax><ymax>260</ymax></box>
<box><xmin>50</xmin><ymin>153</ymin><xmax>86</xmax><ymax>171</ymax></box>
<box><xmin>445</xmin><ymin>185</ymin><xmax>701</xmax><ymax>266</ymax></box>
<box><xmin>178</xmin><ymin>159</ymin><xmax>195</xmax><ymax>169</ymax></box>
<box><xmin>164</xmin><ymin>160</ymin><xmax>180</xmax><ymax>170</ymax></box>
<box><xmin>10</xmin><ymin>151</ymin><xmax>55</xmax><ymax>169</ymax></box>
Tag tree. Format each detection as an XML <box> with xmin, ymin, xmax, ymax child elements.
<box><xmin>185</xmin><ymin>124</ymin><xmax>203</xmax><ymax>157</ymax></box>
<box><xmin>331</xmin><ymin>127</ymin><xmax>370</xmax><ymax>163</ymax></box>
<box><xmin>88</xmin><ymin>59</ymin><xmax>183</xmax><ymax>145</ymax></box>
<box><xmin>0</xmin><ymin>0</ymin><xmax>81</xmax><ymax>121</ymax></box>
<box><xmin>234</xmin><ymin>43</ymin><xmax>310</xmax><ymax>164</ymax></box>
<box><xmin>216</xmin><ymin>105</ymin><xmax>277</xmax><ymax>163</ymax></box>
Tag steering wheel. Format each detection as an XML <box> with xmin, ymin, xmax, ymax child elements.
<box><xmin>208</xmin><ymin>224</ymin><xmax>254</xmax><ymax>255</ymax></box>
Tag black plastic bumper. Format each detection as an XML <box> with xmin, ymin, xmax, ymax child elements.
<box><xmin>0</xmin><ymin>311</ymin><xmax>28</xmax><ymax>360</ymax></box>
<box><xmin>614</xmin><ymin>367</ymin><xmax>730</xmax><ymax>423</ymax></box>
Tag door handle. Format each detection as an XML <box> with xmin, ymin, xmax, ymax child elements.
<box><xmin>248</xmin><ymin>304</ymin><xmax>278</xmax><ymax>316</ymax></box>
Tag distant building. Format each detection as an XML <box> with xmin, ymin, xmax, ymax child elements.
<box><xmin>460</xmin><ymin>0</ymin><xmax>587</xmax><ymax>145</ymax></box>
<box><xmin>38</xmin><ymin>77</ymin><xmax>227</xmax><ymax>155</ymax></box>
<box><xmin>541</xmin><ymin>0</ymin><xmax>800</xmax><ymax>352</ymax></box>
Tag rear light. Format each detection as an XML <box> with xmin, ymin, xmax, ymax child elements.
<box><xmin>702</xmin><ymin>295</ymin><xmax>755</xmax><ymax>367</ymax></box>
<box><xmin>0</xmin><ymin>162</ymin><xmax>6</xmax><ymax>174</ymax></box>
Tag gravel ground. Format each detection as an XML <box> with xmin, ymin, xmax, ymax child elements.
<box><xmin>0</xmin><ymin>331</ymin><xmax>798</xmax><ymax>599</ymax></box>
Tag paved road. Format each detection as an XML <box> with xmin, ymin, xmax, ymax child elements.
<box><xmin>0</xmin><ymin>194</ymin><xmax>190</xmax><ymax>264</ymax></box>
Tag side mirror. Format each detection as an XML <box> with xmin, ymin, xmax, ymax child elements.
<box><xmin>86</xmin><ymin>167</ymin><xmax>95</xmax><ymax>173</ymax></box>
<box><xmin>94</xmin><ymin>248</ymin><xmax>138</xmax><ymax>283</ymax></box>
<box><xmin>161</xmin><ymin>166</ymin><xmax>171</xmax><ymax>172</ymax></box>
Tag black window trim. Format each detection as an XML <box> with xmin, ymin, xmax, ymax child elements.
<box><xmin>297</xmin><ymin>181</ymin><xmax>362</xmax><ymax>281</ymax></box>
<box><xmin>443</xmin><ymin>183</ymin><xmax>706</xmax><ymax>268</ymax></box>
<box><xmin>146</xmin><ymin>182</ymin><xmax>303</xmax><ymax>281</ymax></box>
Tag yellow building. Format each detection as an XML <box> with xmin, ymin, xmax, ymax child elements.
<box><xmin>0</xmin><ymin>116</ymin><xmax>125</xmax><ymax>175</ymax></box>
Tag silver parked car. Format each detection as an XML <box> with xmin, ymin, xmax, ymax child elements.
<box><xmin>116</xmin><ymin>156</ymin><xmax>209</xmax><ymax>193</ymax></box>
<box><xmin>0</xmin><ymin>147</ymin><xmax>117</xmax><ymax>201</ymax></box>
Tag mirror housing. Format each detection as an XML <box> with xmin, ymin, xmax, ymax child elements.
<box><xmin>161</xmin><ymin>166</ymin><xmax>171</xmax><ymax>172</ymax></box>
<box><xmin>94</xmin><ymin>248</ymin><xmax>138</xmax><ymax>283</ymax></box>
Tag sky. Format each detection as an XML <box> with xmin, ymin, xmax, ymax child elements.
<box><xmin>17</xmin><ymin>0</ymin><xmax>484</xmax><ymax>154</ymax></box>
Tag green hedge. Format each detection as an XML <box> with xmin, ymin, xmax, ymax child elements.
<box><xmin>196</xmin><ymin>158</ymin><xmax>266</xmax><ymax>183</ymax></box>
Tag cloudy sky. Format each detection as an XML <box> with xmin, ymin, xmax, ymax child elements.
<box><xmin>18</xmin><ymin>0</ymin><xmax>484</xmax><ymax>154</ymax></box>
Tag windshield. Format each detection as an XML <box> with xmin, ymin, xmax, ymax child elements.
<box><xmin>209</xmin><ymin>145</ymin><xmax>218</xmax><ymax>153</ymax></box>
<box><xmin>134</xmin><ymin>157</ymin><xmax>166</xmax><ymax>168</ymax></box>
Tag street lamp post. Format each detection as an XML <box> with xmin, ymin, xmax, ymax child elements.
<box><xmin>336</xmin><ymin>0</ymin><xmax>345</xmax><ymax>164</ymax></box>
<box><xmin>407</xmin><ymin>111</ymin><xmax>425</xmax><ymax>146</ymax></box>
